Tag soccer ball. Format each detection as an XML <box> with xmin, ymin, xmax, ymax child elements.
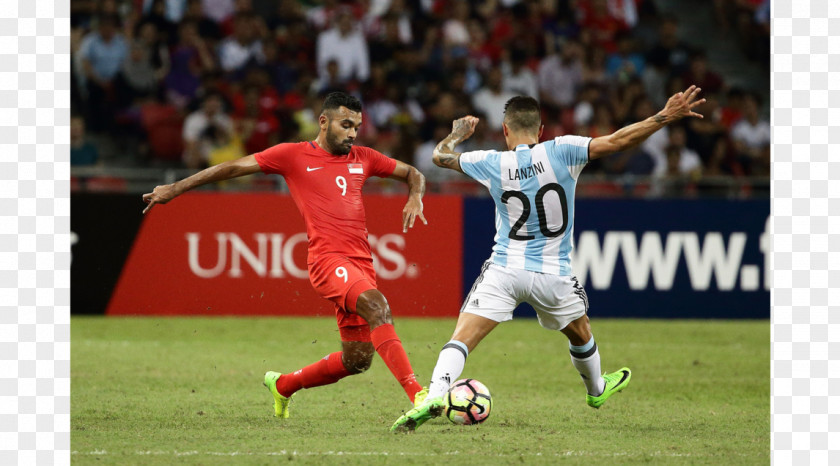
<box><xmin>444</xmin><ymin>379</ymin><xmax>492</xmax><ymax>425</ymax></box>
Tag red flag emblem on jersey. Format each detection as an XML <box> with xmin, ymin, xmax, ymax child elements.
<box><xmin>348</xmin><ymin>163</ymin><xmax>363</xmax><ymax>174</ymax></box>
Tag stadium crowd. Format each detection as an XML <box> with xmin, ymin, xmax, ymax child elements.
<box><xmin>70</xmin><ymin>0</ymin><xmax>770</xmax><ymax>191</ymax></box>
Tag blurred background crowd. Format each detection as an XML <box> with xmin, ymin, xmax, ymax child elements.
<box><xmin>70</xmin><ymin>0</ymin><xmax>770</xmax><ymax>197</ymax></box>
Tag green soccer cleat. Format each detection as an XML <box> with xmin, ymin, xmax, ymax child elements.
<box><xmin>413</xmin><ymin>387</ymin><xmax>429</xmax><ymax>408</ymax></box>
<box><xmin>391</xmin><ymin>395</ymin><xmax>445</xmax><ymax>433</ymax></box>
<box><xmin>587</xmin><ymin>367</ymin><xmax>631</xmax><ymax>409</ymax></box>
<box><xmin>263</xmin><ymin>371</ymin><xmax>291</xmax><ymax>418</ymax></box>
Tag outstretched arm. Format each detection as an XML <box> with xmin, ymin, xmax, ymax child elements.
<box><xmin>142</xmin><ymin>155</ymin><xmax>261</xmax><ymax>214</ymax></box>
<box><xmin>432</xmin><ymin>115</ymin><xmax>480</xmax><ymax>173</ymax></box>
<box><xmin>589</xmin><ymin>85</ymin><xmax>706</xmax><ymax>160</ymax></box>
<box><xmin>389</xmin><ymin>160</ymin><xmax>428</xmax><ymax>233</ymax></box>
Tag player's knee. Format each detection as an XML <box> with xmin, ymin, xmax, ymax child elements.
<box><xmin>343</xmin><ymin>351</ymin><xmax>373</xmax><ymax>374</ymax></box>
<box><xmin>355</xmin><ymin>291</ymin><xmax>393</xmax><ymax>327</ymax></box>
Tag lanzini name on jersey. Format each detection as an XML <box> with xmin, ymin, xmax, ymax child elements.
<box><xmin>508</xmin><ymin>162</ymin><xmax>546</xmax><ymax>180</ymax></box>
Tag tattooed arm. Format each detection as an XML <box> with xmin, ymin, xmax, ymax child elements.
<box><xmin>589</xmin><ymin>85</ymin><xmax>706</xmax><ymax>160</ymax></box>
<box><xmin>432</xmin><ymin>115</ymin><xmax>480</xmax><ymax>173</ymax></box>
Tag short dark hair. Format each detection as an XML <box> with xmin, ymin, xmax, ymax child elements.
<box><xmin>322</xmin><ymin>92</ymin><xmax>362</xmax><ymax>114</ymax></box>
<box><xmin>503</xmin><ymin>96</ymin><xmax>541</xmax><ymax>132</ymax></box>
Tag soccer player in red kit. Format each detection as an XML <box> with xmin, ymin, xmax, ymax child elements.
<box><xmin>142</xmin><ymin>92</ymin><xmax>428</xmax><ymax>419</ymax></box>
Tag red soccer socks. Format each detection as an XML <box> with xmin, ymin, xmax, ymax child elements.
<box><xmin>371</xmin><ymin>323</ymin><xmax>423</xmax><ymax>403</ymax></box>
<box><xmin>275</xmin><ymin>351</ymin><xmax>352</xmax><ymax>398</ymax></box>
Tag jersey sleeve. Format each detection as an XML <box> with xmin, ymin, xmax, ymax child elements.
<box><xmin>363</xmin><ymin>147</ymin><xmax>397</xmax><ymax>178</ymax></box>
<box><xmin>550</xmin><ymin>135</ymin><xmax>591</xmax><ymax>180</ymax></box>
<box><xmin>458</xmin><ymin>150</ymin><xmax>495</xmax><ymax>188</ymax></box>
<box><xmin>254</xmin><ymin>143</ymin><xmax>295</xmax><ymax>175</ymax></box>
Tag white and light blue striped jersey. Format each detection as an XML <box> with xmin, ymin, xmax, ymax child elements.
<box><xmin>459</xmin><ymin>135</ymin><xmax>591</xmax><ymax>275</ymax></box>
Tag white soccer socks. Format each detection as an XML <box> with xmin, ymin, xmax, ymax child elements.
<box><xmin>569</xmin><ymin>336</ymin><xmax>606</xmax><ymax>396</ymax></box>
<box><xmin>427</xmin><ymin>340</ymin><xmax>469</xmax><ymax>399</ymax></box>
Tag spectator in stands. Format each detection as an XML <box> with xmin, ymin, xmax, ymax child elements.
<box><xmin>705</xmin><ymin>136</ymin><xmax>737</xmax><ymax>176</ymax></box>
<box><xmin>719</xmin><ymin>87</ymin><xmax>745</xmax><ymax>130</ymax></box>
<box><xmin>572</xmin><ymin>82</ymin><xmax>602</xmax><ymax>131</ymax></box>
<box><xmin>587</xmin><ymin>103</ymin><xmax>616</xmax><ymax>139</ymax></box>
<box><xmin>203</xmin><ymin>0</ymin><xmax>237</xmax><ymax>24</ymax></box>
<box><xmin>182</xmin><ymin>91</ymin><xmax>234</xmax><ymax>168</ymax></box>
<box><xmin>306</xmin><ymin>0</ymin><xmax>343</xmax><ymax>32</ymax></box>
<box><xmin>578</xmin><ymin>0</ymin><xmax>627</xmax><ymax>53</ymax></box>
<box><xmin>442</xmin><ymin>0</ymin><xmax>471</xmax><ymax>55</ymax></box>
<box><xmin>466</xmin><ymin>19</ymin><xmax>501</xmax><ymax>74</ymax></box>
<box><xmin>730</xmin><ymin>92</ymin><xmax>770</xmax><ymax>175</ymax></box>
<box><xmin>182</xmin><ymin>0</ymin><xmax>222</xmax><ymax>43</ymax></box>
<box><xmin>316</xmin><ymin>7</ymin><xmax>370</xmax><ymax>85</ymax></box>
<box><xmin>121</xmin><ymin>21</ymin><xmax>170</xmax><ymax>104</ymax></box>
<box><xmin>682</xmin><ymin>51</ymin><xmax>725</xmax><ymax>97</ymax></box>
<box><xmin>219</xmin><ymin>0</ymin><xmax>260</xmax><ymax>37</ymax></box>
<box><xmin>268</xmin><ymin>0</ymin><xmax>306</xmax><ymax>36</ymax></box>
<box><xmin>601</xmin><ymin>96</ymin><xmax>656</xmax><ymax>175</ymax></box>
<box><xmin>652</xmin><ymin>124</ymin><xmax>702</xmax><ymax>178</ymax></box>
<box><xmin>646</xmin><ymin>15</ymin><xmax>693</xmax><ymax>76</ymax></box>
<box><xmin>218</xmin><ymin>12</ymin><xmax>265</xmax><ymax>73</ymax></box>
<box><xmin>421</xmin><ymin>92</ymin><xmax>463</xmax><ymax>141</ymax></box>
<box><xmin>203</xmin><ymin>122</ymin><xmax>247</xmax><ymax>170</ymax></box>
<box><xmin>501</xmin><ymin>50</ymin><xmax>539</xmax><ymax>100</ymax></box>
<box><xmin>659</xmin><ymin>144</ymin><xmax>693</xmax><ymax>197</ymax></box>
<box><xmin>78</xmin><ymin>14</ymin><xmax>129</xmax><ymax>132</ymax></box>
<box><xmin>368</xmin><ymin>13</ymin><xmax>410</xmax><ymax>66</ymax></box>
<box><xmin>312</xmin><ymin>60</ymin><xmax>347</xmax><ymax>95</ymax></box>
<box><xmin>121</xmin><ymin>42</ymin><xmax>160</xmax><ymax>103</ymax></box>
<box><xmin>581</xmin><ymin>45</ymin><xmax>608</xmax><ymax>86</ymax></box>
<box><xmin>374</xmin><ymin>0</ymin><xmax>414</xmax><ymax>45</ymax></box>
<box><xmin>260</xmin><ymin>40</ymin><xmax>298</xmax><ymax>97</ymax></box>
<box><xmin>611</xmin><ymin>77</ymin><xmax>645</xmax><ymax>125</ymax></box>
<box><xmin>685</xmin><ymin>92</ymin><xmax>726</xmax><ymax>164</ymax></box>
<box><xmin>165</xmin><ymin>20</ymin><xmax>216</xmax><ymax>108</ymax></box>
<box><xmin>472</xmin><ymin>67</ymin><xmax>517</xmax><ymax>130</ymax></box>
<box><xmin>537</xmin><ymin>40</ymin><xmax>585</xmax><ymax>112</ymax></box>
<box><xmin>71</xmin><ymin>116</ymin><xmax>100</xmax><ymax>166</ymax></box>
<box><xmin>605</xmin><ymin>32</ymin><xmax>645</xmax><ymax>83</ymax></box>
<box><xmin>138</xmin><ymin>0</ymin><xmax>178</xmax><ymax>44</ymax></box>
<box><xmin>141</xmin><ymin>0</ymin><xmax>187</xmax><ymax>24</ymax></box>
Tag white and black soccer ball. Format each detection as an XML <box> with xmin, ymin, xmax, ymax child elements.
<box><xmin>444</xmin><ymin>378</ymin><xmax>492</xmax><ymax>425</ymax></box>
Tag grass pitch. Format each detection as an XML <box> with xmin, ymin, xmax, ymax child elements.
<box><xmin>72</xmin><ymin>317</ymin><xmax>769</xmax><ymax>464</ymax></box>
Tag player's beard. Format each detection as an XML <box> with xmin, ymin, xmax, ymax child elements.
<box><xmin>326</xmin><ymin>127</ymin><xmax>353</xmax><ymax>155</ymax></box>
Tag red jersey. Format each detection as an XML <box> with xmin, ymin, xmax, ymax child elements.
<box><xmin>254</xmin><ymin>141</ymin><xmax>397</xmax><ymax>263</ymax></box>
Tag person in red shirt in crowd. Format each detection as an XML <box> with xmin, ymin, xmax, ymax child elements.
<box><xmin>233</xmin><ymin>85</ymin><xmax>281</xmax><ymax>154</ymax></box>
<box><xmin>578</xmin><ymin>0</ymin><xmax>628</xmax><ymax>53</ymax></box>
<box><xmin>142</xmin><ymin>92</ymin><xmax>430</xmax><ymax>419</ymax></box>
<box><xmin>681</xmin><ymin>51</ymin><xmax>725</xmax><ymax>97</ymax></box>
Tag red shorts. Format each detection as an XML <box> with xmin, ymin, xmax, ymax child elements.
<box><xmin>308</xmin><ymin>254</ymin><xmax>376</xmax><ymax>342</ymax></box>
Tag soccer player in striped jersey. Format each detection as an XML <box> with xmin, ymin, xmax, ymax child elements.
<box><xmin>392</xmin><ymin>85</ymin><xmax>705</xmax><ymax>432</ymax></box>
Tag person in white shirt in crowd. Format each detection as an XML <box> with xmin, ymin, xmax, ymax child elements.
<box><xmin>472</xmin><ymin>68</ymin><xmax>517</xmax><ymax>130</ymax></box>
<box><xmin>650</xmin><ymin>124</ymin><xmax>701</xmax><ymax>178</ymax></box>
<box><xmin>502</xmin><ymin>50</ymin><xmax>539</xmax><ymax>100</ymax></box>
<box><xmin>316</xmin><ymin>7</ymin><xmax>370</xmax><ymax>84</ymax></box>
<box><xmin>730</xmin><ymin>93</ymin><xmax>770</xmax><ymax>175</ymax></box>
<box><xmin>538</xmin><ymin>40</ymin><xmax>584</xmax><ymax>111</ymax></box>
<box><xmin>218</xmin><ymin>12</ymin><xmax>265</xmax><ymax>72</ymax></box>
<box><xmin>182</xmin><ymin>91</ymin><xmax>234</xmax><ymax>168</ymax></box>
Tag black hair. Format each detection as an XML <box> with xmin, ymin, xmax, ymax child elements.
<box><xmin>321</xmin><ymin>92</ymin><xmax>362</xmax><ymax>114</ymax></box>
<box><xmin>503</xmin><ymin>96</ymin><xmax>541</xmax><ymax>132</ymax></box>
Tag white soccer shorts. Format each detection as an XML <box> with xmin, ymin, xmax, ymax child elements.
<box><xmin>461</xmin><ymin>261</ymin><xmax>589</xmax><ymax>331</ymax></box>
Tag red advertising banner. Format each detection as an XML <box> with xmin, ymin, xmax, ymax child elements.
<box><xmin>107</xmin><ymin>193</ymin><xmax>463</xmax><ymax>317</ymax></box>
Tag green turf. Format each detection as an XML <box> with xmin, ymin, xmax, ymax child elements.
<box><xmin>71</xmin><ymin>317</ymin><xmax>769</xmax><ymax>465</ymax></box>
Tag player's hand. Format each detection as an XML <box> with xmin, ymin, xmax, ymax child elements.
<box><xmin>662</xmin><ymin>85</ymin><xmax>705</xmax><ymax>121</ymax></box>
<box><xmin>451</xmin><ymin>115</ymin><xmax>480</xmax><ymax>142</ymax></box>
<box><xmin>402</xmin><ymin>196</ymin><xmax>427</xmax><ymax>233</ymax></box>
<box><xmin>142</xmin><ymin>184</ymin><xmax>178</xmax><ymax>214</ymax></box>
